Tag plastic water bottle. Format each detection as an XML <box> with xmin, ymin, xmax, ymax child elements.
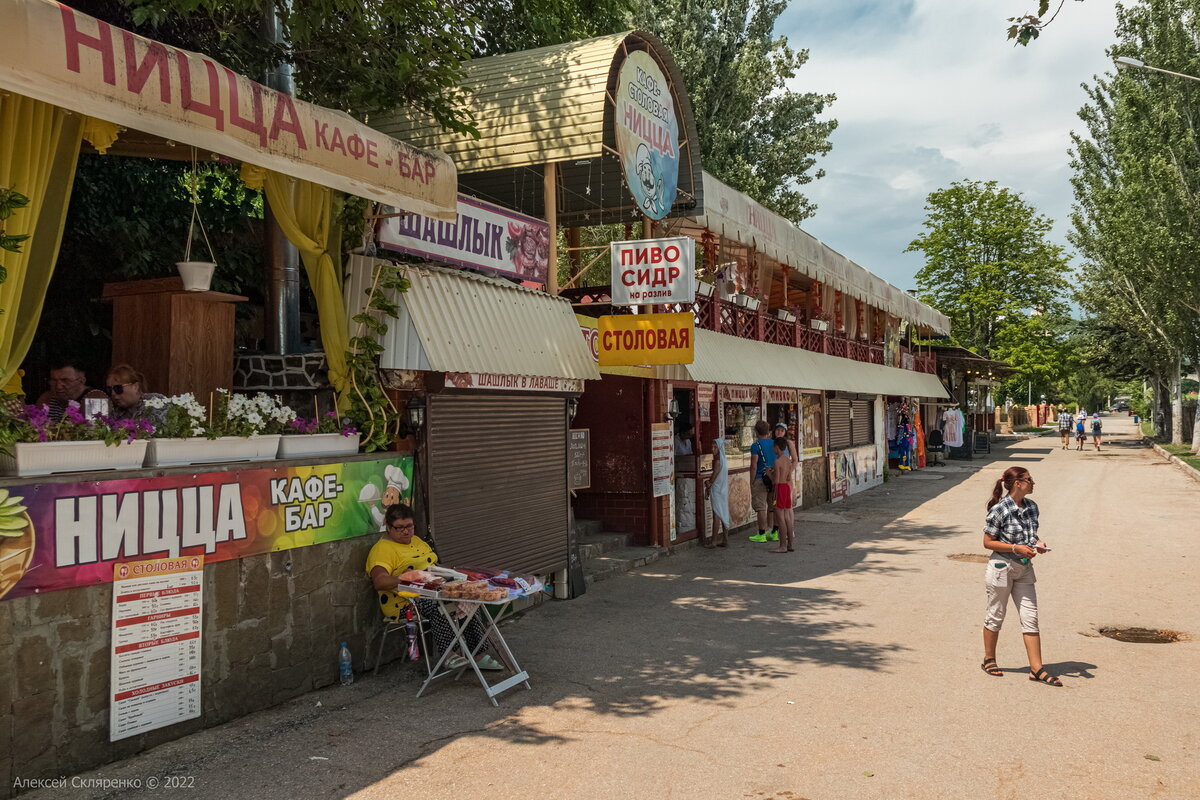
<box><xmin>404</xmin><ymin>607</ymin><xmax>420</xmax><ymax>661</ymax></box>
<box><xmin>338</xmin><ymin>642</ymin><xmax>353</xmax><ymax>686</ymax></box>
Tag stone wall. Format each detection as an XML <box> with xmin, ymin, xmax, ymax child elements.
<box><xmin>0</xmin><ymin>537</ymin><xmax>390</xmax><ymax>797</ymax></box>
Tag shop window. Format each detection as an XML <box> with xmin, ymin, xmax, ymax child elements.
<box><xmin>828</xmin><ymin>397</ymin><xmax>874</xmax><ymax>450</ymax></box>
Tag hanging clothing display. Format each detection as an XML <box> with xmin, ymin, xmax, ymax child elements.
<box><xmin>914</xmin><ymin>410</ymin><xmax>926</xmax><ymax>468</ymax></box>
<box><xmin>942</xmin><ymin>407</ymin><xmax>965</xmax><ymax>448</ymax></box>
<box><xmin>887</xmin><ymin>401</ymin><xmax>917</xmax><ymax>471</ymax></box>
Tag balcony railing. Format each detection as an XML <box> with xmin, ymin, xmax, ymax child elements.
<box><xmin>565</xmin><ymin>288</ymin><xmax>936</xmax><ymax>374</ymax></box>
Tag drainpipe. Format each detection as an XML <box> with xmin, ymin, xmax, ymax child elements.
<box><xmin>262</xmin><ymin>3</ymin><xmax>301</xmax><ymax>354</ymax></box>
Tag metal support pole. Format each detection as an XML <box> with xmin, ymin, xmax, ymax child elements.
<box><xmin>262</xmin><ymin>3</ymin><xmax>301</xmax><ymax>354</ymax></box>
<box><xmin>545</xmin><ymin>162</ymin><xmax>559</xmax><ymax>295</ymax></box>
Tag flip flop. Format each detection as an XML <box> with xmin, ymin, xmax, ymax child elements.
<box><xmin>981</xmin><ymin>658</ymin><xmax>1003</xmax><ymax>677</ymax></box>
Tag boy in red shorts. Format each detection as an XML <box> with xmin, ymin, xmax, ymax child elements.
<box><xmin>769</xmin><ymin>437</ymin><xmax>795</xmax><ymax>553</ymax></box>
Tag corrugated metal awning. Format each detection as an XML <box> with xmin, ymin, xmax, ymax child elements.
<box><xmin>354</xmin><ymin>261</ymin><xmax>600</xmax><ymax>381</ymax></box>
<box><xmin>677</xmin><ymin>172</ymin><xmax>951</xmax><ymax>335</ymax></box>
<box><xmin>659</xmin><ymin>329</ymin><xmax>948</xmax><ymax>399</ymax></box>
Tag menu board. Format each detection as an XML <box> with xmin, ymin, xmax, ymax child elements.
<box><xmin>568</xmin><ymin>429</ymin><xmax>591</xmax><ymax>490</ymax></box>
<box><xmin>650</xmin><ymin>423</ymin><xmax>674</xmax><ymax>498</ymax></box>
<box><xmin>110</xmin><ymin>557</ymin><xmax>204</xmax><ymax>741</ymax></box>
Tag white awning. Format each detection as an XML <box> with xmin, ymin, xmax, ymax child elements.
<box><xmin>681</xmin><ymin>172</ymin><xmax>951</xmax><ymax>335</ymax></box>
<box><xmin>659</xmin><ymin>329</ymin><xmax>948</xmax><ymax>398</ymax></box>
<box><xmin>0</xmin><ymin>0</ymin><xmax>457</xmax><ymax>220</ymax></box>
<box><xmin>346</xmin><ymin>259</ymin><xmax>600</xmax><ymax>382</ymax></box>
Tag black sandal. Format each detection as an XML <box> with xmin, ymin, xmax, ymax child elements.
<box><xmin>1029</xmin><ymin>667</ymin><xmax>1062</xmax><ymax>686</ymax></box>
<box><xmin>981</xmin><ymin>658</ymin><xmax>1003</xmax><ymax>677</ymax></box>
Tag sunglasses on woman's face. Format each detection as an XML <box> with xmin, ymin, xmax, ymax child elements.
<box><xmin>105</xmin><ymin>382</ymin><xmax>134</xmax><ymax>396</ymax></box>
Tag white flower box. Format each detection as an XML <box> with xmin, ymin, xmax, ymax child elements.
<box><xmin>744</xmin><ymin>297</ymin><xmax>761</xmax><ymax>310</ymax></box>
<box><xmin>277</xmin><ymin>433</ymin><xmax>361</xmax><ymax>459</ymax></box>
<box><xmin>775</xmin><ymin>309</ymin><xmax>796</xmax><ymax>322</ymax></box>
<box><xmin>732</xmin><ymin>294</ymin><xmax>750</xmax><ymax>307</ymax></box>
<box><xmin>0</xmin><ymin>440</ymin><xmax>149</xmax><ymax>477</ymax></box>
<box><xmin>810</xmin><ymin>319</ymin><xmax>830</xmax><ymax>331</ymax></box>
<box><xmin>144</xmin><ymin>435</ymin><xmax>282</xmax><ymax>467</ymax></box>
<box><xmin>696</xmin><ymin>282</ymin><xmax>714</xmax><ymax>297</ymax></box>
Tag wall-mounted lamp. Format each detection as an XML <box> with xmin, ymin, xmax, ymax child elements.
<box><xmin>567</xmin><ymin>396</ymin><xmax>580</xmax><ymax>421</ymax></box>
<box><xmin>665</xmin><ymin>397</ymin><xmax>681</xmax><ymax>422</ymax></box>
<box><xmin>401</xmin><ymin>395</ymin><xmax>426</xmax><ymax>438</ymax></box>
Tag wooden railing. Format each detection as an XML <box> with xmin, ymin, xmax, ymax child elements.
<box><xmin>564</xmin><ymin>288</ymin><xmax>924</xmax><ymax>373</ymax></box>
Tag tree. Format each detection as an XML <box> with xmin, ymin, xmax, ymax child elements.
<box><xmin>634</xmin><ymin>0</ymin><xmax>837</xmax><ymax>223</ymax></box>
<box><xmin>76</xmin><ymin>0</ymin><xmax>480</xmax><ymax>133</ymax></box>
<box><xmin>907</xmin><ymin>180</ymin><xmax>1072</xmax><ymax>366</ymax></box>
<box><xmin>476</xmin><ymin>0</ymin><xmax>635</xmax><ymax>54</ymax></box>
<box><xmin>1069</xmin><ymin>0</ymin><xmax>1200</xmax><ymax>448</ymax></box>
<box><xmin>1007</xmin><ymin>0</ymin><xmax>1082</xmax><ymax>46</ymax></box>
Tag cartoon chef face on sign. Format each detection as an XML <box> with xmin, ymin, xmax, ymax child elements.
<box><xmin>634</xmin><ymin>144</ymin><xmax>665</xmax><ymax>216</ymax></box>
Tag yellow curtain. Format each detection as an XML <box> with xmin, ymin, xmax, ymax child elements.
<box><xmin>252</xmin><ymin>168</ymin><xmax>351</xmax><ymax>404</ymax></box>
<box><xmin>0</xmin><ymin>95</ymin><xmax>85</xmax><ymax>391</ymax></box>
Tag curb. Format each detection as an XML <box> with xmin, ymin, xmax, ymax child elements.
<box><xmin>1149</xmin><ymin>441</ymin><xmax>1200</xmax><ymax>485</ymax></box>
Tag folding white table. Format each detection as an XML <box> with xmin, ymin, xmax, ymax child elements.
<box><xmin>412</xmin><ymin>581</ymin><xmax>541</xmax><ymax>707</ymax></box>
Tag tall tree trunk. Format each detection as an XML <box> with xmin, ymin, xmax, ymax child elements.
<box><xmin>1153</xmin><ymin>374</ymin><xmax>1166</xmax><ymax>439</ymax></box>
<box><xmin>1171</xmin><ymin>354</ymin><xmax>1184</xmax><ymax>446</ymax></box>
<box><xmin>1193</xmin><ymin>348</ymin><xmax>1200</xmax><ymax>454</ymax></box>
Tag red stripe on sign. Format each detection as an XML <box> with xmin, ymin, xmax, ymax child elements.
<box><xmin>116</xmin><ymin>584</ymin><xmax>201</xmax><ymax>603</ymax></box>
<box><xmin>113</xmin><ymin>673</ymin><xmax>199</xmax><ymax>702</ymax></box>
<box><xmin>115</xmin><ymin>606</ymin><xmax>200</xmax><ymax>627</ymax></box>
<box><xmin>114</xmin><ymin>630</ymin><xmax>200</xmax><ymax>654</ymax></box>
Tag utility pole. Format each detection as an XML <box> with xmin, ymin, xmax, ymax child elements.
<box><xmin>261</xmin><ymin>3</ymin><xmax>301</xmax><ymax>354</ymax></box>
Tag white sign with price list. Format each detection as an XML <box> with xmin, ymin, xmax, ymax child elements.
<box><xmin>110</xmin><ymin>556</ymin><xmax>204</xmax><ymax>741</ymax></box>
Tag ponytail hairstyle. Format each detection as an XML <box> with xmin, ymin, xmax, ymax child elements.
<box><xmin>987</xmin><ymin>466</ymin><xmax>1030</xmax><ymax>510</ymax></box>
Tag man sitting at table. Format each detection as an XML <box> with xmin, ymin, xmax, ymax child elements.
<box><xmin>366</xmin><ymin>503</ymin><xmax>503</xmax><ymax>671</ymax></box>
<box><xmin>34</xmin><ymin>361</ymin><xmax>105</xmax><ymax>421</ymax></box>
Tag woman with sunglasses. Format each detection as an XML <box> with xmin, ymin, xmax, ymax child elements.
<box><xmin>105</xmin><ymin>364</ymin><xmax>166</xmax><ymax>426</ymax></box>
<box><xmin>980</xmin><ymin>466</ymin><xmax>1061</xmax><ymax>686</ymax></box>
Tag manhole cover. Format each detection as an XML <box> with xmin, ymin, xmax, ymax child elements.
<box><xmin>1098</xmin><ymin>627</ymin><xmax>1186</xmax><ymax>644</ymax></box>
<box><xmin>947</xmin><ymin>553</ymin><xmax>989</xmax><ymax>563</ymax></box>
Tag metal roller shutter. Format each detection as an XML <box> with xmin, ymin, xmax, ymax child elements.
<box><xmin>427</xmin><ymin>394</ymin><xmax>568</xmax><ymax>575</ymax></box>
<box><xmin>851</xmin><ymin>399</ymin><xmax>875</xmax><ymax>446</ymax></box>
<box><xmin>827</xmin><ymin>398</ymin><xmax>852</xmax><ymax>450</ymax></box>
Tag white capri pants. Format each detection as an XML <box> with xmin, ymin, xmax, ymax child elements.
<box><xmin>983</xmin><ymin>558</ymin><xmax>1039</xmax><ymax>633</ymax></box>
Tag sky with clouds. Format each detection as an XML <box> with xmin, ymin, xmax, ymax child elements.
<box><xmin>777</xmin><ymin>0</ymin><xmax>1122</xmax><ymax>291</ymax></box>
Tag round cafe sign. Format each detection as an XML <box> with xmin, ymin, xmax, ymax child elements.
<box><xmin>614</xmin><ymin>50</ymin><xmax>680</xmax><ymax>220</ymax></box>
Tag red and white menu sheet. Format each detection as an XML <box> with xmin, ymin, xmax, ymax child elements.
<box><xmin>109</xmin><ymin>556</ymin><xmax>204</xmax><ymax>741</ymax></box>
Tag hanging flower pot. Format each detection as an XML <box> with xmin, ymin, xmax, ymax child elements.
<box><xmin>696</xmin><ymin>281</ymin><xmax>714</xmax><ymax>297</ymax></box>
<box><xmin>176</xmin><ymin>261</ymin><xmax>215</xmax><ymax>292</ymax></box>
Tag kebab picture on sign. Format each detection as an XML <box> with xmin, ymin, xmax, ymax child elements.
<box><xmin>0</xmin><ymin>488</ymin><xmax>34</xmax><ymax>601</ymax></box>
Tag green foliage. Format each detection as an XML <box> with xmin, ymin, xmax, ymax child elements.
<box><xmin>75</xmin><ymin>0</ymin><xmax>479</xmax><ymax>134</ymax></box>
<box><xmin>636</xmin><ymin>0</ymin><xmax>837</xmax><ymax>224</ymax></box>
<box><xmin>346</xmin><ymin>261</ymin><xmax>411</xmax><ymax>452</ymax></box>
<box><xmin>1007</xmin><ymin>1</ymin><xmax>1064</xmax><ymax>46</ymax></box>
<box><xmin>907</xmin><ymin>180</ymin><xmax>1073</xmax><ymax>394</ymax></box>
<box><xmin>0</xmin><ymin>187</ymin><xmax>31</xmax><ymax>260</ymax></box>
<box><xmin>476</xmin><ymin>0</ymin><xmax>635</xmax><ymax>53</ymax></box>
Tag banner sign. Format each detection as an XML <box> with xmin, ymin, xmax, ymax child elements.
<box><xmin>614</xmin><ymin>50</ymin><xmax>680</xmax><ymax>220</ymax></box>
<box><xmin>597</xmin><ymin>312</ymin><xmax>694</xmax><ymax>367</ymax></box>
<box><xmin>444</xmin><ymin>372</ymin><xmax>584</xmax><ymax>393</ymax></box>
<box><xmin>0</xmin><ymin>455</ymin><xmax>413</xmax><ymax>601</ymax></box>
<box><xmin>719</xmin><ymin>386</ymin><xmax>760</xmax><ymax>404</ymax></box>
<box><xmin>650</xmin><ymin>423</ymin><xmax>674</xmax><ymax>498</ymax></box>
<box><xmin>610</xmin><ymin>237</ymin><xmax>695</xmax><ymax>305</ymax></box>
<box><xmin>576</xmin><ymin>315</ymin><xmax>654</xmax><ymax>378</ymax></box>
<box><xmin>697</xmin><ymin>384</ymin><xmax>716</xmax><ymax>405</ymax></box>
<box><xmin>0</xmin><ymin>0</ymin><xmax>456</xmax><ymax>220</ymax></box>
<box><xmin>110</xmin><ymin>556</ymin><xmax>203</xmax><ymax>741</ymax></box>
<box><xmin>766</xmin><ymin>388</ymin><xmax>799</xmax><ymax>405</ymax></box>
<box><xmin>378</xmin><ymin>194</ymin><xmax>550</xmax><ymax>284</ymax></box>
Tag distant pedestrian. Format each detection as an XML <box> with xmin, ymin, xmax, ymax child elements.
<box><xmin>980</xmin><ymin>466</ymin><xmax>1061</xmax><ymax>687</ymax></box>
<box><xmin>748</xmin><ymin>420</ymin><xmax>777</xmax><ymax>543</ymax></box>
<box><xmin>1056</xmin><ymin>409</ymin><xmax>1073</xmax><ymax>450</ymax></box>
<box><xmin>1075</xmin><ymin>417</ymin><xmax>1086</xmax><ymax>450</ymax></box>
<box><xmin>1091</xmin><ymin>413</ymin><xmax>1103</xmax><ymax>451</ymax></box>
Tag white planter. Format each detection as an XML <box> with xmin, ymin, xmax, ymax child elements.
<box><xmin>810</xmin><ymin>319</ymin><xmax>829</xmax><ymax>331</ymax></box>
<box><xmin>775</xmin><ymin>309</ymin><xmax>796</xmax><ymax>322</ymax></box>
<box><xmin>732</xmin><ymin>295</ymin><xmax>750</xmax><ymax>307</ymax></box>
<box><xmin>696</xmin><ymin>282</ymin><xmax>714</xmax><ymax>297</ymax></box>
<box><xmin>176</xmin><ymin>261</ymin><xmax>215</xmax><ymax>292</ymax></box>
<box><xmin>744</xmin><ymin>297</ymin><xmax>761</xmax><ymax>311</ymax></box>
<box><xmin>277</xmin><ymin>433</ymin><xmax>361</xmax><ymax>459</ymax></box>
<box><xmin>0</xmin><ymin>440</ymin><xmax>149</xmax><ymax>477</ymax></box>
<box><xmin>144</xmin><ymin>434</ymin><xmax>281</xmax><ymax>467</ymax></box>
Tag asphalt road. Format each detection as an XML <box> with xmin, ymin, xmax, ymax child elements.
<box><xmin>25</xmin><ymin>414</ymin><xmax>1199</xmax><ymax>800</ymax></box>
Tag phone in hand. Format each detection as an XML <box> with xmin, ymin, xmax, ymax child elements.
<box><xmin>1034</xmin><ymin>544</ymin><xmax>1051</xmax><ymax>552</ymax></box>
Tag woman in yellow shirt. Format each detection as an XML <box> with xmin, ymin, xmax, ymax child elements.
<box><xmin>366</xmin><ymin>504</ymin><xmax>501</xmax><ymax>670</ymax></box>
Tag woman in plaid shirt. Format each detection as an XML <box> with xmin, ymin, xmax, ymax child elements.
<box><xmin>980</xmin><ymin>466</ymin><xmax>1061</xmax><ymax>686</ymax></box>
